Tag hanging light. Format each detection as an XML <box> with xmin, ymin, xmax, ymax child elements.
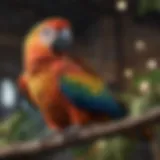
<box><xmin>124</xmin><ymin>68</ymin><xmax>133</xmax><ymax>79</ymax></box>
<box><xmin>135</xmin><ymin>40</ymin><xmax>146</xmax><ymax>52</ymax></box>
<box><xmin>146</xmin><ymin>58</ymin><xmax>157</xmax><ymax>70</ymax></box>
<box><xmin>116</xmin><ymin>0</ymin><xmax>128</xmax><ymax>12</ymax></box>
<box><xmin>139</xmin><ymin>80</ymin><xmax>150</xmax><ymax>94</ymax></box>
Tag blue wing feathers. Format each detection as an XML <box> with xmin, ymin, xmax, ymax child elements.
<box><xmin>60</xmin><ymin>76</ymin><xmax>127</xmax><ymax>118</ymax></box>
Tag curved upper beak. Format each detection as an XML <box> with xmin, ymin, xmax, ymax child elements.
<box><xmin>52</xmin><ymin>29</ymin><xmax>73</xmax><ymax>52</ymax></box>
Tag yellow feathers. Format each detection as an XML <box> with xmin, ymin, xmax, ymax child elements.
<box><xmin>65</xmin><ymin>73</ymin><xmax>104</xmax><ymax>94</ymax></box>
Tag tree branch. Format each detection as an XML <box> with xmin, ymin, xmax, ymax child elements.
<box><xmin>0</xmin><ymin>107</ymin><xmax>160</xmax><ymax>160</ymax></box>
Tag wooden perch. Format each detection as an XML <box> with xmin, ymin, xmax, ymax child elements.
<box><xmin>0</xmin><ymin>107</ymin><xmax>160</xmax><ymax>160</ymax></box>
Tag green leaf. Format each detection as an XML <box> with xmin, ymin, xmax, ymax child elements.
<box><xmin>129</xmin><ymin>95</ymin><xmax>152</xmax><ymax>116</ymax></box>
<box><xmin>90</xmin><ymin>137</ymin><xmax>135</xmax><ymax>160</ymax></box>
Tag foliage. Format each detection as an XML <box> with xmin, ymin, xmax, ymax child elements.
<box><xmin>74</xmin><ymin>69</ymin><xmax>160</xmax><ymax>160</ymax></box>
<box><xmin>138</xmin><ymin>0</ymin><xmax>160</xmax><ymax>16</ymax></box>
<box><xmin>0</xmin><ymin>69</ymin><xmax>159</xmax><ymax>159</ymax></box>
<box><xmin>0</xmin><ymin>103</ymin><xmax>50</xmax><ymax>146</ymax></box>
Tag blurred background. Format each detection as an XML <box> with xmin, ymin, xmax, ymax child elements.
<box><xmin>0</xmin><ymin>0</ymin><xmax>160</xmax><ymax>159</ymax></box>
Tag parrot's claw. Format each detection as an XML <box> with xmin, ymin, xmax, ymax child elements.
<box><xmin>64</xmin><ymin>125</ymin><xmax>81</xmax><ymax>141</ymax></box>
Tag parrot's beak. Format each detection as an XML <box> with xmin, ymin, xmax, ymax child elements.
<box><xmin>53</xmin><ymin>29</ymin><xmax>73</xmax><ymax>52</ymax></box>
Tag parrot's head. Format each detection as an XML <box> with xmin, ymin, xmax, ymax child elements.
<box><xmin>23</xmin><ymin>17</ymin><xmax>73</xmax><ymax>71</ymax></box>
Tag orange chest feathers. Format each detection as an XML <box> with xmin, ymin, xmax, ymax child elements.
<box><xmin>27</xmin><ymin>70</ymin><xmax>71</xmax><ymax>129</ymax></box>
<box><xmin>27</xmin><ymin>70</ymin><xmax>60</xmax><ymax>107</ymax></box>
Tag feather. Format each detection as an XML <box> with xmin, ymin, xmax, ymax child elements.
<box><xmin>60</xmin><ymin>72</ymin><xmax>127</xmax><ymax>118</ymax></box>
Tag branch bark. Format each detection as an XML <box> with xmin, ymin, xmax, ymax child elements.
<box><xmin>0</xmin><ymin>107</ymin><xmax>160</xmax><ymax>160</ymax></box>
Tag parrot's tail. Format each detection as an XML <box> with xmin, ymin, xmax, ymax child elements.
<box><xmin>117</xmin><ymin>100</ymin><xmax>129</xmax><ymax>117</ymax></box>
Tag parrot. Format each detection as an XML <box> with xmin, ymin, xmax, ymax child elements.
<box><xmin>17</xmin><ymin>17</ymin><xmax>127</xmax><ymax>131</ymax></box>
<box><xmin>17</xmin><ymin>17</ymin><xmax>152</xmax><ymax>141</ymax></box>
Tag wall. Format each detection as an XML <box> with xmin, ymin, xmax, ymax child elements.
<box><xmin>73</xmin><ymin>14</ymin><xmax>160</xmax><ymax>83</ymax></box>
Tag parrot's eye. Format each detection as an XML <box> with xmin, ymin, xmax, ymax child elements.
<box><xmin>61</xmin><ymin>28</ymin><xmax>72</xmax><ymax>40</ymax></box>
<box><xmin>61</xmin><ymin>28</ymin><xmax>71</xmax><ymax>37</ymax></box>
<box><xmin>40</xmin><ymin>27</ymin><xmax>56</xmax><ymax>45</ymax></box>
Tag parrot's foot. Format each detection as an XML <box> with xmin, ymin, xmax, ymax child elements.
<box><xmin>64</xmin><ymin>125</ymin><xmax>81</xmax><ymax>141</ymax></box>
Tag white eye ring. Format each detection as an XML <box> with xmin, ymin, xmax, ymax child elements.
<box><xmin>61</xmin><ymin>28</ymin><xmax>72</xmax><ymax>40</ymax></box>
<box><xmin>61</xmin><ymin>28</ymin><xmax>71</xmax><ymax>37</ymax></box>
<box><xmin>40</xmin><ymin>27</ymin><xmax>57</xmax><ymax>45</ymax></box>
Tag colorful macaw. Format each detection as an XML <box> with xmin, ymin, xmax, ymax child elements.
<box><xmin>17</xmin><ymin>17</ymin><xmax>154</xmax><ymax>160</ymax></box>
<box><xmin>18</xmin><ymin>17</ymin><xmax>128</xmax><ymax>132</ymax></box>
